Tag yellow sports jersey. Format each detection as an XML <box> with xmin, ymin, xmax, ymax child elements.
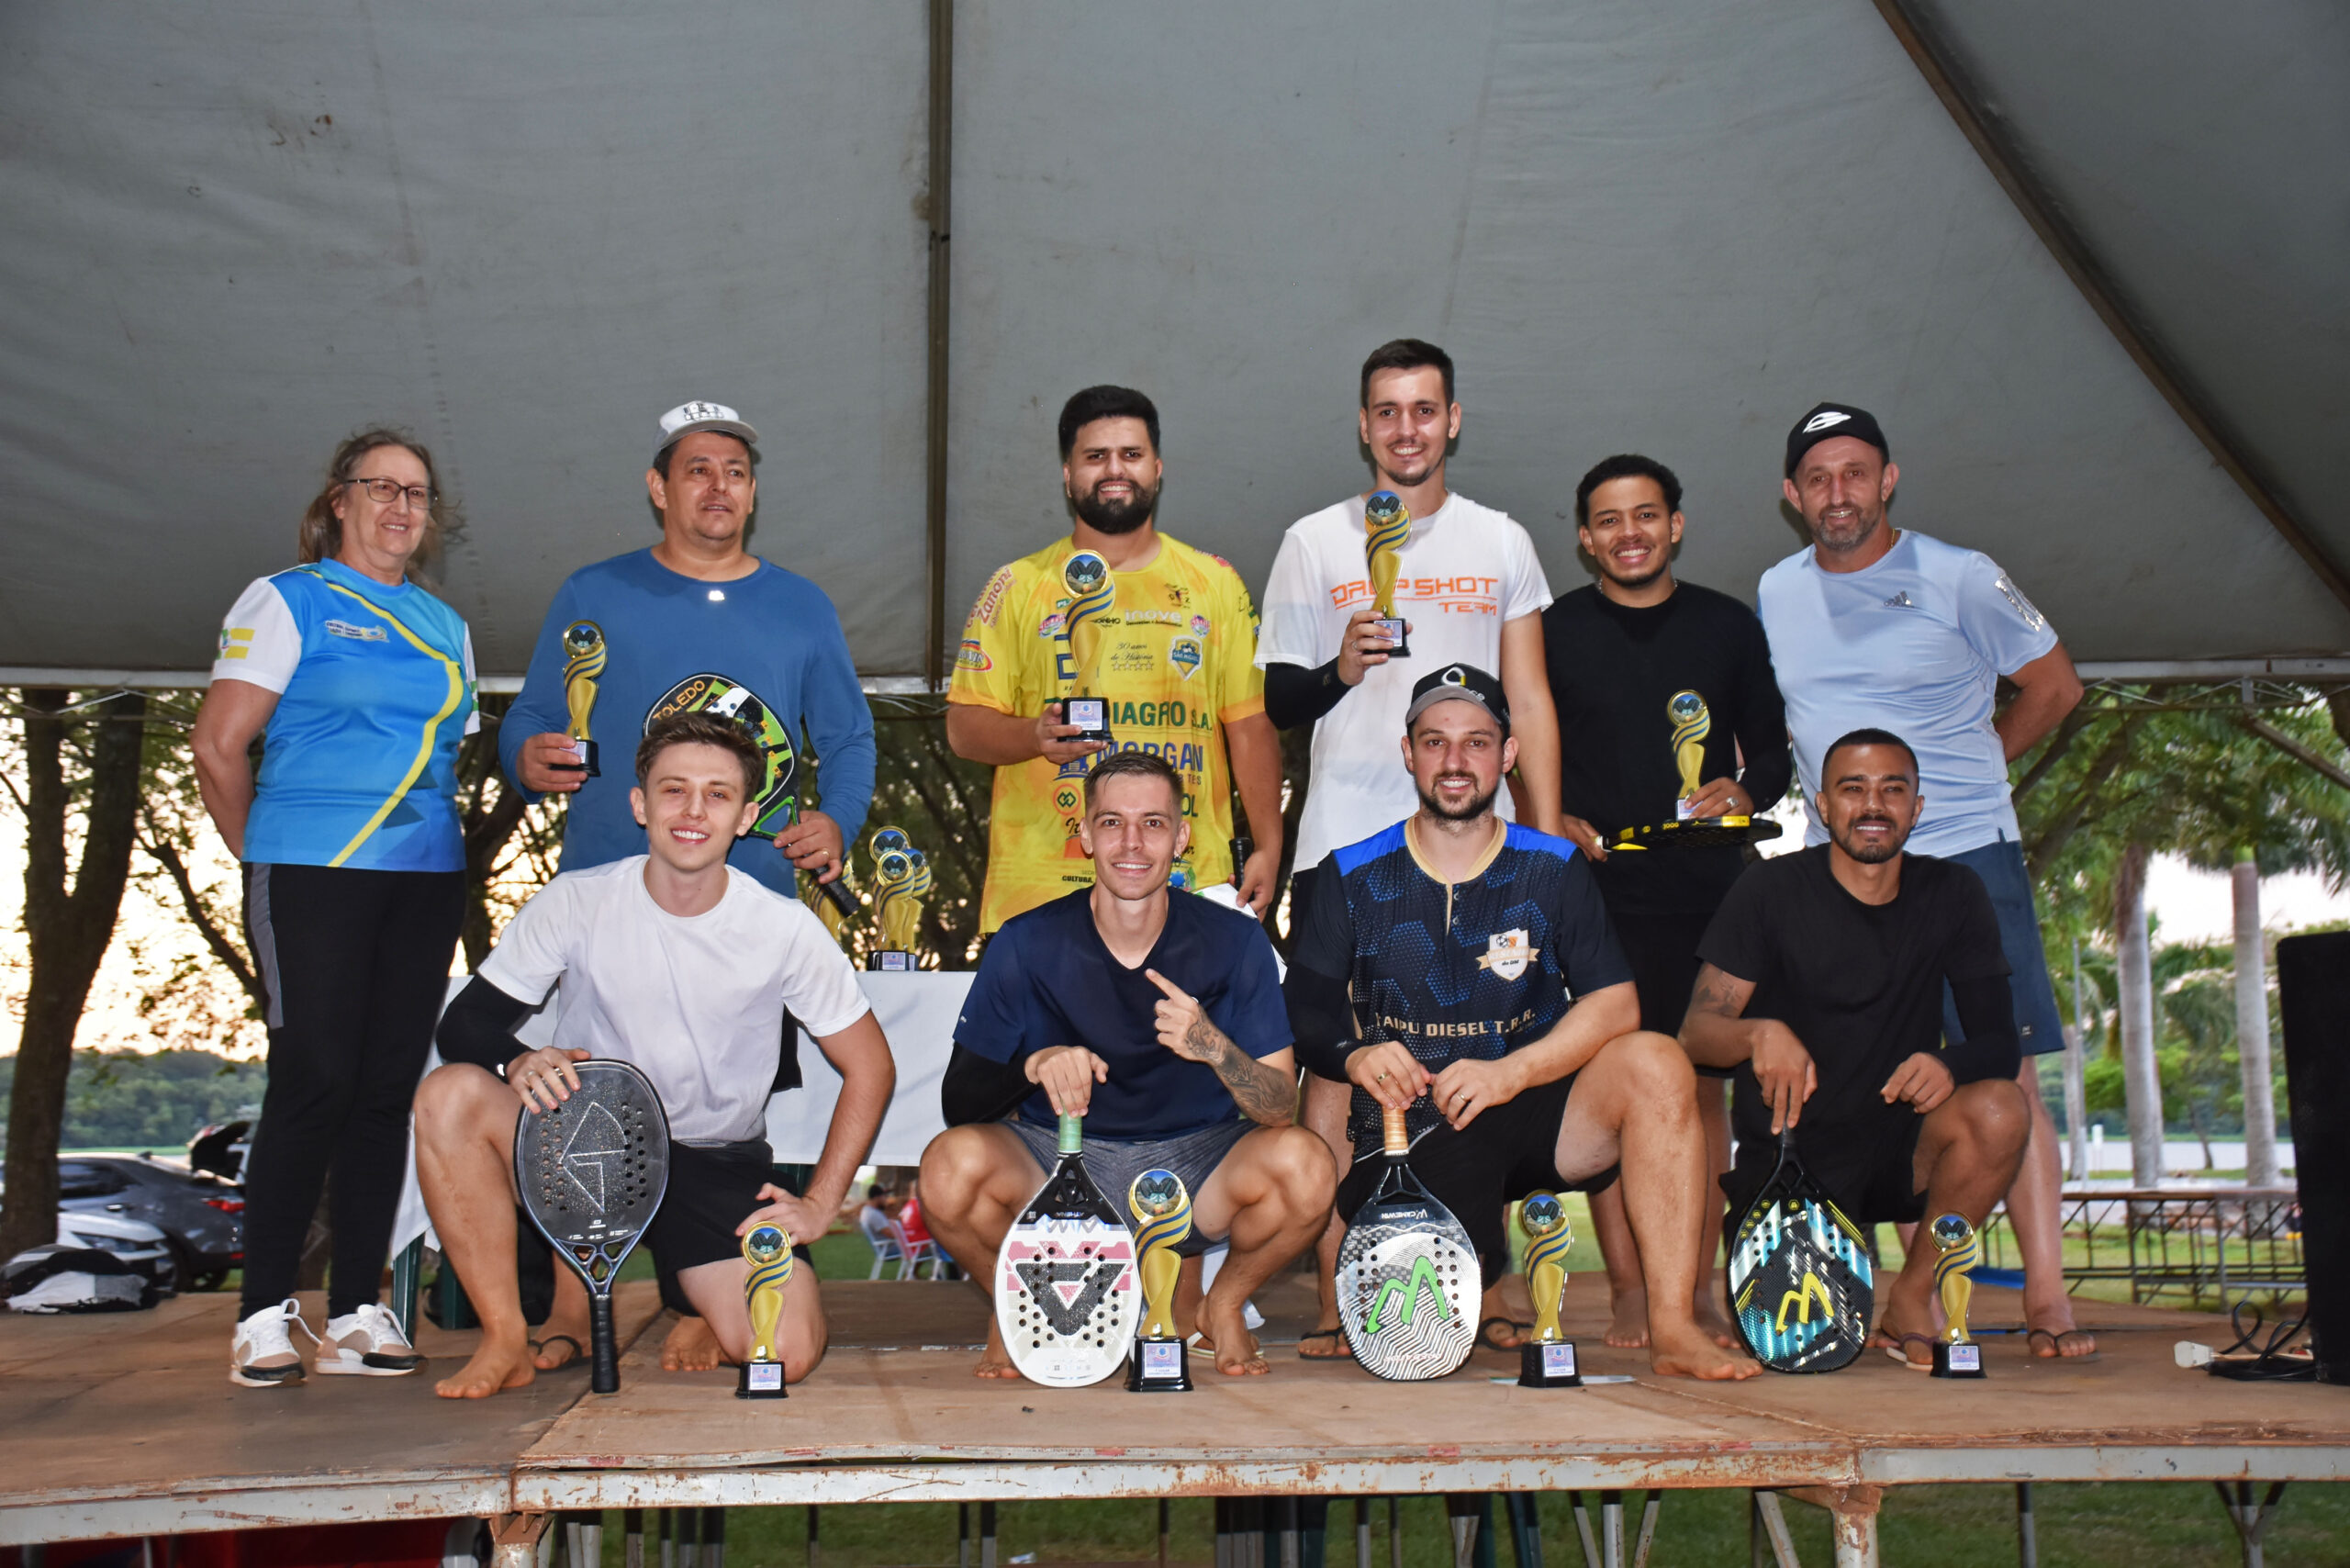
<box><xmin>951</xmin><ymin>532</ymin><xmax>1266</xmax><ymax>932</ymax></box>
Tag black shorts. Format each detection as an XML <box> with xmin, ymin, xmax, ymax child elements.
<box><xmin>645</xmin><ymin>1139</ymin><xmax>814</xmax><ymax>1316</ymax></box>
<box><xmin>1607</xmin><ymin>906</ymin><xmax>1728</xmax><ymax>1077</ymax></box>
<box><xmin>1722</xmin><ymin>1114</ymin><xmax>1926</xmax><ymax>1228</ymax></box>
<box><xmin>1334</xmin><ymin>1075</ymin><xmax>1618</xmax><ymax>1288</ymax></box>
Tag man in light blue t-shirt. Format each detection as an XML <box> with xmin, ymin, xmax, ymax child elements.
<box><xmin>1756</xmin><ymin>400</ymin><xmax>2095</xmax><ymax>1361</ymax></box>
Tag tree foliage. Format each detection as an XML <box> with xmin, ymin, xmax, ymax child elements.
<box><xmin>0</xmin><ymin>1047</ymin><xmax>264</xmax><ymax>1152</ymax></box>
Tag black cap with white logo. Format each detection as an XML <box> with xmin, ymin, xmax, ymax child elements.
<box><xmin>1785</xmin><ymin>401</ymin><xmax>1890</xmax><ymax>477</ymax></box>
<box><xmin>1404</xmin><ymin>662</ymin><xmax>1511</xmax><ymax>735</ymax></box>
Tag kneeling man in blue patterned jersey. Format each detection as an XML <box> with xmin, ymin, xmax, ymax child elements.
<box><xmin>1284</xmin><ymin>664</ymin><xmax>1759</xmax><ymax>1382</ymax></box>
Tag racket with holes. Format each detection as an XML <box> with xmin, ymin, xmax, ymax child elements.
<box><xmin>994</xmin><ymin>1112</ymin><xmax>1141</xmax><ymax>1387</ymax></box>
<box><xmin>1608</xmin><ymin>815</ymin><xmax>1785</xmax><ymax>851</ymax></box>
<box><xmin>1336</xmin><ymin>1106</ymin><xmax>1478</xmax><ymax>1380</ymax></box>
<box><xmin>514</xmin><ymin>1059</ymin><xmax>671</xmax><ymax>1394</ymax></box>
<box><xmin>1726</xmin><ymin>1126</ymin><xmax>1873</xmax><ymax>1372</ymax></box>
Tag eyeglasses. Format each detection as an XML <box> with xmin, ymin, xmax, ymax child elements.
<box><xmin>342</xmin><ymin>476</ymin><xmax>436</xmax><ymax>510</ymax></box>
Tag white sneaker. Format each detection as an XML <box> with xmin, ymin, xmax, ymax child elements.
<box><xmin>316</xmin><ymin>1303</ymin><xmax>423</xmax><ymax>1376</ymax></box>
<box><xmin>231</xmin><ymin>1297</ymin><xmax>317</xmax><ymax>1388</ymax></box>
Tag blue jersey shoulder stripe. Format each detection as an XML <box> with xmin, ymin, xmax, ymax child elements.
<box><xmin>1331</xmin><ymin>820</ymin><xmax>1410</xmax><ymax>878</ymax></box>
<box><xmin>1502</xmin><ymin>822</ymin><xmax>1583</xmax><ymax>863</ymax></box>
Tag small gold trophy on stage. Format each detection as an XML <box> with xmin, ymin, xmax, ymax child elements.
<box><xmin>1365</xmin><ymin>491</ymin><xmax>1412</xmax><ymax>656</ymax></box>
<box><xmin>554</xmin><ymin>620</ymin><xmax>606</xmax><ymax>777</ymax></box>
<box><xmin>1930</xmin><ymin>1212</ymin><xmax>1986</xmax><ymax>1379</ymax></box>
<box><xmin>1517</xmin><ymin>1192</ymin><xmax>1582</xmax><ymax>1387</ymax></box>
<box><xmin>1060</xmin><ymin>550</ymin><xmax>1116</xmax><ymax>745</ymax></box>
<box><xmin>1668</xmin><ymin>689</ymin><xmax>1709</xmax><ymax>821</ymax></box>
<box><xmin>737</xmin><ymin>1224</ymin><xmax>792</xmax><ymax>1398</ymax></box>
<box><xmin>1125</xmin><ymin>1169</ymin><xmax>1192</xmax><ymax>1392</ymax></box>
<box><xmin>866</xmin><ymin>828</ymin><xmax>930</xmax><ymax>972</ymax></box>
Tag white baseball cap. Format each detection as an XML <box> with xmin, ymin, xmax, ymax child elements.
<box><xmin>655</xmin><ymin>400</ymin><xmax>760</xmax><ymax>465</ymax></box>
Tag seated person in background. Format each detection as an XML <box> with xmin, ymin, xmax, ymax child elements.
<box><xmin>1283</xmin><ymin>664</ymin><xmax>1758</xmax><ymax>1381</ymax></box>
<box><xmin>416</xmin><ymin>712</ymin><xmax>895</xmax><ymax>1398</ymax></box>
<box><xmin>1681</xmin><ymin>728</ymin><xmax>2030</xmax><ymax>1368</ymax></box>
<box><xmin>919</xmin><ymin>751</ymin><xmax>1334</xmax><ymax>1378</ymax></box>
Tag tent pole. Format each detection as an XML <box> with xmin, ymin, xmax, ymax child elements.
<box><xmin>923</xmin><ymin>0</ymin><xmax>955</xmax><ymax>691</ymax></box>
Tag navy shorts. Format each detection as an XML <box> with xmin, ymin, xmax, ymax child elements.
<box><xmin>1941</xmin><ymin>836</ymin><xmax>2067</xmax><ymax>1058</ymax></box>
<box><xmin>1004</xmin><ymin>1116</ymin><xmax>1253</xmax><ymax>1258</ymax></box>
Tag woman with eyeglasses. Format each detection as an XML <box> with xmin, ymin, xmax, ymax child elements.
<box><xmin>192</xmin><ymin>428</ymin><xmax>477</xmax><ymax>1389</ymax></box>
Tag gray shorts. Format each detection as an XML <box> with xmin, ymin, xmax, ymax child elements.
<box><xmin>1003</xmin><ymin>1116</ymin><xmax>1253</xmax><ymax>1257</ymax></box>
<box><xmin>1941</xmin><ymin>835</ymin><xmax>2068</xmax><ymax>1058</ymax></box>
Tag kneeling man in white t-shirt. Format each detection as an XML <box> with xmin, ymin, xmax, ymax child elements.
<box><xmin>416</xmin><ymin>712</ymin><xmax>895</xmax><ymax>1399</ymax></box>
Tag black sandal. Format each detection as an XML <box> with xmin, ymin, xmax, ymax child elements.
<box><xmin>1296</xmin><ymin>1327</ymin><xmax>1353</xmax><ymax>1360</ymax></box>
<box><xmin>1478</xmin><ymin>1316</ymin><xmax>1534</xmax><ymax>1352</ymax></box>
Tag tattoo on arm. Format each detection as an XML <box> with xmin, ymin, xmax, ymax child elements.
<box><xmin>1193</xmin><ymin>1019</ymin><xmax>1297</xmax><ymax>1126</ymax></box>
<box><xmin>1687</xmin><ymin>964</ymin><xmax>1748</xmax><ymax>1017</ymax></box>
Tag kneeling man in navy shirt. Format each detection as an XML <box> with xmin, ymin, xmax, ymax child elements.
<box><xmin>921</xmin><ymin>751</ymin><xmax>1335</xmax><ymax>1378</ymax></box>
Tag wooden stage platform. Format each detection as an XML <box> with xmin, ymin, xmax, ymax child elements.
<box><xmin>3</xmin><ymin>1276</ymin><xmax>2344</xmax><ymax>1562</ymax></box>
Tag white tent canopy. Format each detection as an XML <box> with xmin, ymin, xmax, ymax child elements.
<box><xmin>3</xmin><ymin>1</ymin><xmax>2344</xmax><ymax>681</ymax></box>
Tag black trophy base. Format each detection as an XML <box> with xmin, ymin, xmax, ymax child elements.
<box><xmin>1373</xmin><ymin>618</ymin><xmax>1411</xmax><ymax>657</ymax></box>
<box><xmin>1127</xmin><ymin>1335</ymin><xmax>1192</xmax><ymax>1392</ymax></box>
<box><xmin>1062</xmin><ymin>697</ymin><xmax>1113</xmax><ymax>746</ymax></box>
<box><xmin>1519</xmin><ymin>1339</ymin><xmax>1582</xmax><ymax>1388</ymax></box>
<box><xmin>548</xmin><ymin>737</ymin><xmax>600</xmax><ymax>778</ymax></box>
<box><xmin>737</xmin><ymin>1358</ymin><xmax>788</xmax><ymax>1398</ymax></box>
<box><xmin>867</xmin><ymin>950</ymin><xmax>916</xmax><ymax>973</ymax></box>
<box><xmin>1931</xmin><ymin>1340</ymin><xmax>1985</xmax><ymax>1379</ymax></box>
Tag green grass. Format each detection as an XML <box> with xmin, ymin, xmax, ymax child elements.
<box><xmin>556</xmin><ymin>1483</ymin><xmax>2350</xmax><ymax>1568</ymax></box>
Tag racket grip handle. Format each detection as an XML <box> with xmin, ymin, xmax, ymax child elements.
<box><xmin>590</xmin><ymin>1292</ymin><xmax>619</xmax><ymax>1394</ymax></box>
<box><xmin>1382</xmin><ymin>1105</ymin><xmax>1408</xmax><ymax>1155</ymax></box>
<box><xmin>816</xmin><ymin>876</ymin><xmax>858</xmax><ymax>920</ymax></box>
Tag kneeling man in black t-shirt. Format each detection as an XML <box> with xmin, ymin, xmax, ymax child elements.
<box><xmin>920</xmin><ymin>751</ymin><xmax>1335</xmax><ymax>1379</ymax></box>
<box><xmin>1683</xmin><ymin>728</ymin><xmax>2031</xmax><ymax>1368</ymax></box>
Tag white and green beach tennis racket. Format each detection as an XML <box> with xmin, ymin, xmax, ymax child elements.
<box><xmin>1336</xmin><ymin>1107</ymin><xmax>1478</xmax><ymax>1380</ymax></box>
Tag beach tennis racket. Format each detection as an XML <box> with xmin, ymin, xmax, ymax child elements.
<box><xmin>514</xmin><ymin>1059</ymin><xmax>670</xmax><ymax>1394</ymax></box>
<box><xmin>1726</xmin><ymin>1127</ymin><xmax>1872</xmax><ymax>1372</ymax></box>
<box><xmin>994</xmin><ymin>1112</ymin><xmax>1141</xmax><ymax>1387</ymax></box>
<box><xmin>1336</xmin><ymin>1106</ymin><xmax>1478</xmax><ymax>1380</ymax></box>
<box><xmin>1608</xmin><ymin>815</ymin><xmax>1785</xmax><ymax>852</ymax></box>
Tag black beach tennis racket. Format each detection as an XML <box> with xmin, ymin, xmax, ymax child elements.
<box><xmin>1336</xmin><ymin>1106</ymin><xmax>1478</xmax><ymax>1380</ymax></box>
<box><xmin>994</xmin><ymin>1112</ymin><xmax>1141</xmax><ymax>1387</ymax></box>
<box><xmin>1726</xmin><ymin>1127</ymin><xmax>1873</xmax><ymax>1372</ymax></box>
<box><xmin>515</xmin><ymin>1059</ymin><xmax>670</xmax><ymax>1394</ymax></box>
<box><xmin>1608</xmin><ymin>815</ymin><xmax>1785</xmax><ymax>852</ymax></box>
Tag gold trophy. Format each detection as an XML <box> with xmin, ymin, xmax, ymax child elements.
<box><xmin>867</xmin><ymin>828</ymin><xmax>929</xmax><ymax>972</ymax></box>
<box><xmin>1668</xmin><ymin>689</ymin><xmax>1709</xmax><ymax>819</ymax></box>
<box><xmin>1929</xmin><ymin>1213</ymin><xmax>1986</xmax><ymax>1379</ymax></box>
<box><xmin>1365</xmin><ymin>490</ymin><xmax>1412</xmax><ymax>656</ymax></box>
<box><xmin>1516</xmin><ymin>1192</ymin><xmax>1582</xmax><ymax>1387</ymax></box>
<box><xmin>1125</xmin><ymin>1169</ymin><xmax>1193</xmax><ymax>1391</ymax></box>
<box><xmin>737</xmin><ymin>1223</ymin><xmax>792</xmax><ymax>1398</ymax></box>
<box><xmin>557</xmin><ymin>621</ymin><xmax>607</xmax><ymax>777</ymax></box>
<box><xmin>1060</xmin><ymin>550</ymin><xmax>1115</xmax><ymax>744</ymax></box>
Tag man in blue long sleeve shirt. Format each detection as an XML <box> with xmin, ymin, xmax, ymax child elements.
<box><xmin>502</xmin><ymin>400</ymin><xmax>877</xmax><ymax>898</ymax></box>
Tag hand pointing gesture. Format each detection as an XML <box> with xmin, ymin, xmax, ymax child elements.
<box><xmin>1146</xmin><ymin>969</ymin><xmax>1222</xmax><ymax>1063</ymax></box>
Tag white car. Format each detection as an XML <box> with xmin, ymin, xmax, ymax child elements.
<box><xmin>50</xmin><ymin>1207</ymin><xmax>178</xmax><ymax>1294</ymax></box>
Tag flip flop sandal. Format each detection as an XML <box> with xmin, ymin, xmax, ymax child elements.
<box><xmin>1296</xmin><ymin>1328</ymin><xmax>1353</xmax><ymax>1360</ymax></box>
<box><xmin>1880</xmin><ymin>1332</ymin><xmax>1936</xmax><ymax>1371</ymax></box>
<box><xmin>1477</xmin><ymin>1316</ymin><xmax>1534</xmax><ymax>1353</ymax></box>
<box><xmin>2026</xmin><ymin>1327</ymin><xmax>2102</xmax><ymax>1362</ymax></box>
<box><xmin>531</xmin><ymin>1334</ymin><xmax>586</xmax><ymax>1371</ymax></box>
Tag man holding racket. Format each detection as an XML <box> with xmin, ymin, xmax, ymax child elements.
<box><xmin>918</xmin><ymin>751</ymin><xmax>1334</xmax><ymax>1380</ymax></box>
<box><xmin>415</xmin><ymin>713</ymin><xmax>894</xmax><ymax>1399</ymax></box>
<box><xmin>1543</xmin><ymin>452</ymin><xmax>1789</xmax><ymax>1352</ymax></box>
<box><xmin>1285</xmin><ymin>664</ymin><xmax>1759</xmax><ymax>1382</ymax></box>
<box><xmin>1682</xmin><ymin>729</ymin><xmax>2031</xmax><ymax>1369</ymax></box>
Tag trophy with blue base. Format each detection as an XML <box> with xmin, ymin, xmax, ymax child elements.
<box><xmin>1059</xmin><ymin>551</ymin><xmax>1116</xmax><ymax>745</ymax></box>
<box><xmin>1930</xmin><ymin>1213</ymin><xmax>1986</xmax><ymax>1379</ymax></box>
<box><xmin>1125</xmin><ymin>1170</ymin><xmax>1193</xmax><ymax>1393</ymax></box>
<box><xmin>737</xmin><ymin>1224</ymin><xmax>791</xmax><ymax>1398</ymax></box>
<box><xmin>1517</xmin><ymin>1192</ymin><xmax>1583</xmax><ymax>1387</ymax></box>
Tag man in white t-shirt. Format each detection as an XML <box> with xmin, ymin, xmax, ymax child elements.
<box><xmin>1255</xmin><ymin>338</ymin><xmax>1562</xmax><ymax>1357</ymax></box>
<box><xmin>414</xmin><ymin>713</ymin><xmax>896</xmax><ymax>1399</ymax></box>
<box><xmin>1758</xmin><ymin>401</ymin><xmax>2094</xmax><ymax>1361</ymax></box>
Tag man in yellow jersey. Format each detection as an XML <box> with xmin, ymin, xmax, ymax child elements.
<box><xmin>947</xmin><ymin>386</ymin><xmax>1281</xmax><ymax>933</ymax></box>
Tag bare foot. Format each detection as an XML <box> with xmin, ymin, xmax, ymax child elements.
<box><xmin>1868</xmin><ymin>1301</ymin><xmax>1938</xmax><ymax>1369</ymax></box>
<box><xmin>2026</xmin><ymin>1305</ymin><xmax>2096</xmax><ymax>1359</ymax></box>
<box><xmin>532</xmin><ymin>1307</ymin><xmax>592</xmax><ymax>1370</ymax></box>
<box><xmin>660</xmin><ymin>1314</ymin><xmax>723</xmax><ymax>1372</ymax></box>
<box><xmin>1196</xmin><ymin>1297</ymin><xmax>1270</xmax><ymax>1376</ymax></box>
<box><xmin>973</xmin><ymin>1317</ymin><xmax>1023</xmax><ymax>1379</ymax></box>
<box><xmin>1692</xmin><ymin>1295</ymin><xmax>1740</xmax><ymax>1351</ymax></box>
<box><xmin>1605</xmin><ymin>1285</ymin><xmax>1651</xmax><ymax>1349</ymax></box>
<box><xmin>1297</xmin><ymin>1325</ymin><xmax>1352</xmax><ymax>1360</ymax></box>
<box><xmin>436</xmin><ymin>1337</ymin><xmax>535</xmax><ymax>1399</ymax></box>
<box><xmin>1650</xmin><ymin>1319</ymin><xmax>1761</xmax><ymax>1381</ymax></box>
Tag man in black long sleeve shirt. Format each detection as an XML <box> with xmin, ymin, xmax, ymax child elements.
<box><xmin>1541</xmin><ymin>454</ymin><xmax>1790</xmax><ymax>1350</ymax></box>
<box><xmin>1683</xmin><ymin>730</ymin><xmax>2030</xmax><ymax>1369</ymax></box>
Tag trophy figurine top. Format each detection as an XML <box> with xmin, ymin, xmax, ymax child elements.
<box><xmin>1060</xmin><ymin>551</ymin><xmax>1116</xmax><ymax>742</ymax></box>
<box><xmin>557</xmin><ymin>620</ymin><xmax>607</xmax><ymax>776</ymax></box>
<box><xmin>738</xmin><ymin>1222</ymin><xmax>793</xmax><ymax>1398</ymax></box>
<box><xmin>1930</xmin><ymin>1212</ymin><xmax>1980</xmax><ymax>1344</ymax></box>
<box><xmin>1520</xmin><ymin>1192</ymin><xmax>1573</xmax><ymax>1344</ymax></box>
<box><xmin>1128</xmin><ymin>1170</ymin><xmax>1192</xmax><ymax>1341</ymax></box>
<box><xmin>1364</xmin><ymin>491</ymin><xmax>1413</xmax><ymax>656</ymax></box>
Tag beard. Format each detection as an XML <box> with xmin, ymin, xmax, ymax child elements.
<box><xmin>1069</xmin><ymin>479</ymin><xmax>1158</xmax><ymax>535</ymax></box>
<box><xmin>1830</xmin><ymin>815</ymin><xmax>1906</xmax><ymax>864</ymax></box>
<box><xmin>1417</xmin><ymin>775</ymin><xmax>1497</xmax><ymax>823</ymax></box>
<box><xmin>1809</xmin><ymin>505</ymin><xmax>1883</xmax><ymax>556</ymax></box>
<box><xmin>1597</xmin><ymin>545</ymin><xmax>1672</xmax><ymax>592</ymax></box>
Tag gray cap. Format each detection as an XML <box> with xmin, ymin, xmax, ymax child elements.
<box><xmin>654</xmin><ymin>400</ymin><xmax>759</xmax><ymax>465</ymax></box>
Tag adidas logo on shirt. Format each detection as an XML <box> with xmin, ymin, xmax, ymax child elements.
<box><xmin>1884</xmin><ymin>592</ymin><xmax>1916</xmax><ymax>610</ymax></box>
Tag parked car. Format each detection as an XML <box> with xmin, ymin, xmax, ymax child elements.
<box><xmin>58</xmin><ymin>1154</ymin><xmax>241</xmax><ymax>1292</ymax></box>
<box><xmin>48</xmin><ymin>1205</ymin><xmax>178</xmax><ymax>1296</ymax></box>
